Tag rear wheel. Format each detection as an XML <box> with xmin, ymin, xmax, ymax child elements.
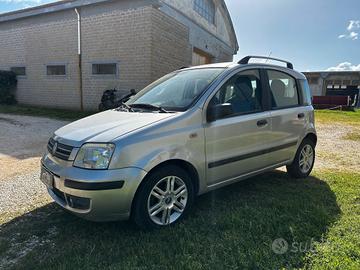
<box><xmin>287</xmin><ymin>139</ymin><xmax>315</xmax><ymax>178</ymax></box>
<box><xmin>132</xmin><ymin>165</ymin><xmax>194</xmax><ymax>230</ymax></box>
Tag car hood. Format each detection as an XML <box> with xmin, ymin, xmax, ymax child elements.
<box><xmin>54</xmin><ymin>110</ymin><xmax>176</xmax><ymax>145</ymax></box>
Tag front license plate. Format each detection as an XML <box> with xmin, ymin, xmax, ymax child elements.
<box><xmin>41</xmin><ymin>166</ymin><xmax>54</xmax><ymax>189</ymax></box>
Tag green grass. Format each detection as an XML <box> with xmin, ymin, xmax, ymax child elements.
<box><xmin>315</xmin><ymin>109</ymin><xmax>360</xmax><ymax>126</ymax></box>
<box><xmin>343</xmin><ymin>132</ymin><xmax>360</xmax><ymax>142</ymax></box>
<box><xmin>0</xmin><ymin>105</ymin><xmax>94</xmax><ymax>121</ymax></box>
<box><xmin>0</xmin><ymin>171</ymin><xmax>359</xmax><ymax>270</ymax></box>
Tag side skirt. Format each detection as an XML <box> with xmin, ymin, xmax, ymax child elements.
<box><xmin>205</xmin><ymin>160</ymin><xmax>291</xmax><ymax>192</ymax></box>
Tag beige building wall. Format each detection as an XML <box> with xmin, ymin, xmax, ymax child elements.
<box><xmin>150</xmin><ymin>8</ymin><xmax>192</xmax><ymax>81</ymax></box>
<box><xmin>0</xmin><ymin>0</ymin><xmax>238</xmax><ymax>110</ymax></box>
<box><xmin>80</xmin><ymin>3</ymin><xmax>154</xmax><ymax>110</ymax></box>
<box><xmin>0</xmin><ymin>10</ymin><xmax>80</xmax><ymax>109</ymax></box>
<box><xmin>163</xmin><ymin>0</ymin><xmax>233</xmax><ymax>45</ymax></box>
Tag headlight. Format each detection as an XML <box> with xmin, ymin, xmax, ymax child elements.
<box><xmin>74</xmin><ymin>143</ymin><xmax>115</xmax><ymax>170</ymax></box>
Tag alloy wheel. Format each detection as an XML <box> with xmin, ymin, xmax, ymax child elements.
<box><xmin>299</xmin><ymin>144</ymin><xmax>314</xmax><ymax>174</ymax></box>
<box><xmin>147</xmin><ymin>176</ymin><xmax>188</xmax><ymax>226</ymax></box>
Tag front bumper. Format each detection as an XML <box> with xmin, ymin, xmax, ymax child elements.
<box><xmin>41</xmin><ymin>154</ymin><xmax>147</xmax><ymax>222</ymax></box>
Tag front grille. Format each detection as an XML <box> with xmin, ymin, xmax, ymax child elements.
<box><xmin>47</xmin><ymin>138</ymin><xmax>74</xmax><ymax>161</ymax></box>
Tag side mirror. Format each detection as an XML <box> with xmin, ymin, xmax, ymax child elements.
<box><xmin>207</xmin><ymin>103</ymin><xmax>233</xmax><ymax>122</ymax></box>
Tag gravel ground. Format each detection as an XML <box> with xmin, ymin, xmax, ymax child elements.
<box><xmin>0</xmin><ymin>113</ymin><xmax>359</xmax><ymax>224</ymax></box>
<box><xmin>0</xmin><ymin>114</ymin><xmax>68</xmax><ymax>222</ymax></box>
<box><xmin>314</xmin><ymin>122</ymin><xmax>360</xmax><ymax>172</ymax></box>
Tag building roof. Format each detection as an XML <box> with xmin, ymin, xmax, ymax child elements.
<box><xmin>303</xmin><ymin>71</ymin><xmax>360</xmax><ymax>75</ymax></box>
<box><xmin>0</xmin><ymin>0</ymin><xmax>160</xmax><ymax>22</ymax></box>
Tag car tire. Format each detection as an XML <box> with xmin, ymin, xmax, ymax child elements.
<box><xmin>286</xmin><ymin>138</ymin><xmax>315</xmax><ymax>179</ymax></box>
<box><xmin>132</xmin><ymin>165</ymin><xmax>195</xmax><ymax>230</ymax></box>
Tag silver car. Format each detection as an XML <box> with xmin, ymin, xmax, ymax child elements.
<box><xmin>41</xmin><ymin>56</ymin><xmax>317</xmax><ymax>229</ymax></box>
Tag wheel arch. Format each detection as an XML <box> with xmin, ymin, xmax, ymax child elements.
<box><xmin>304</xmin><ymin>132</ymin><xmax>317</xmax><ymax>146</ymax></box>
<box><xmin>130</xmin><ymin>159</ymin><xmax>200</xmax><ymax>216</ymax></box>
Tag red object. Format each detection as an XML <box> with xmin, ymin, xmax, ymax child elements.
<box><xmin>312</xmin><ymin>96</ymin><xmax>350</xmax><ymax>106</ymax></box>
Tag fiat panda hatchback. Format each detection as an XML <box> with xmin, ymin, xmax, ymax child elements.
<box><xmin>41</xmin><ymin>56</ymin><xmax>317</xmax><ymax>229</ymax></box>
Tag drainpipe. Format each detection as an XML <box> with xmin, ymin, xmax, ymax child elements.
<box><xmin>75</xmin><ymin>8</ymin><xmax>84</xmax><ymax>111</ymax></box>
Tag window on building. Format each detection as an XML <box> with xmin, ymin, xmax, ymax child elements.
<box><xmin>334</xmin><ymin>80</ymin><xmax>342</xmax><ymax>85</ymax></box>
<box><xmin>10</xmin><ymin>66</ymin><xmax>26</xmax><ymax>76</ymax></box>
<box><xmin>92</xmin><ymin>63</ymin><xmax>117</xmax><ymax>75</ymax></box>
<box><xmin>194</xmin><ymin>0</ymin><xmax>215</xmax><ymax>24</ymax></box>
<box><xmin>343</xmin><ymin>80</ymin><xmax>351</xmax><ymax>86</ymax></box>
<box><xmin>352</xmin><ymin>80</ymin><xmax>360</xmax><ymax>85</ymax></box>
<box><xmin>309</xmin><ymin>77</ymin><xmax>318</xmax><ymax>84</ymax></box>
<box><xmin>47</xmin><ymin>65</ymin><xmax>66</xmax><ymax>76</ymax></box>
<box><xmin>267</xmin><ymin>70</ymin><xmax>299</xmax><ymax>109</ymax></box>
<box><xmin>326</xmin><ymin>80</ymin><xmax>334</xmax><ymax>85</ymax></box>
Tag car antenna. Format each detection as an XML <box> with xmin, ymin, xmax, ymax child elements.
<box><xmin>265</xmin><ymin>51</ymin><xmax>272</xmax><ymax>63</ymax></box>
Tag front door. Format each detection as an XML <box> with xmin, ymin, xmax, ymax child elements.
<box><xmin>204</xmin><ymin>69</ymin><xmax>273</xmax><ymax>186</ymax></box>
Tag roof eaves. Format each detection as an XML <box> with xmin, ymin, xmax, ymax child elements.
<box><xmin>0</xmin><ymin>0</ymin><xmax>110</xmax><ymax>23</ymax></box>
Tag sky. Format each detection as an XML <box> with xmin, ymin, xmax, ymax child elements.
<box><xmin>0</xmin><ymin>0</ymin><xmax>359</xmax><ymax>72</ymax></box>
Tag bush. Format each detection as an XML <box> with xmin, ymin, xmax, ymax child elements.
<box><xmin>0</xmin><ymin>70</ymin><xmax>17</xmax><ymax>105</ymax></box>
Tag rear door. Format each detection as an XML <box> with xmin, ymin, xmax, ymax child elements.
<box><xmin>265</xmin><ymin>69</ymin><xmax>307</xmax><ymax>164</ymax></box>
<box><xmin>204</xmin><ymin>69</ymin><xmax>274</xmax><ymax>186</ymax></box>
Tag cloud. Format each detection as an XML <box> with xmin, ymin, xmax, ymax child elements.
<box><xmin>338</xmin><ymin>20</ymin><xmax>359</xmax><ymax>40</ymax></box>
<box><xmin>326</xmin><ymin>62</ymin><xmax>360</xmax><ymax>71</ymax></box>
<box><xmin>347</xmin><ymin>20</ymin><xmax>360</xmax><ymax>31</ymax></box>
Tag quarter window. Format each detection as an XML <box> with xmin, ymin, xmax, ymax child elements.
<box><xmin>92</xmin><ymin>63</ymin><xmax>117</xmax><ymax>75</ymax></box>
<box><xmin>267</xmin><ymin>70</ymin><xmax>299</xmax><ymax>109</ymax></box>
<box><xmin>209</xmin><ymin>69</ymin><xmax>263</xmax><ymax>116</ymax></box>
<box><xmin>194</xmin><ymin>0</ymin><xmax>215</xmax><ymax>24</ymax></box>
<box><xmin>300</xmin><ymin>80</ymin><xmax>312</xmax><ymax>106</ymax></box>
<box><xmin>47</xmin><ymin>65</ymin><xmax>66</xmax><ymax>76</ymax></box>
<box><xmin>11</xmin><ymin>66</ymin><xmax>26</xmax><ymax>76</ymax></box>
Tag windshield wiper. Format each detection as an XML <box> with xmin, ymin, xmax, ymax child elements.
<box><xmin>129</xmin><ymin>103</ymin><xmax>169</xmax><ymax>113</ymax></box>
<box><xmin>115</xmin><ymin>89</ymin><xmax>137</xmax><ymax>112</ymax></box>
<box><xmin>118</xmin><ymin>102</ymin><xmax>134</xmax><ymax>112</ymax></box>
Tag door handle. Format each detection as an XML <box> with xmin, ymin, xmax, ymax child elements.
<box><xmin>257</xmin><ymin>119</ymin><xmax>268</xmax><ymax>127</ymax></box>
<box><xmin>298</xmin><ymin>113</ymin><xmax>305</xmax><ymax>119</ymax></box>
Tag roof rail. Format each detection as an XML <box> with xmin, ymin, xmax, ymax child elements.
<box><xmin>238</xmin><ymin>56</ymin><xmax>294</xmax><ymax>70</ymax></box>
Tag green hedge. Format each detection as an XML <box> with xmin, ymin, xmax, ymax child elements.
<box><xmin>0</xmin><ymin>70</ymin><xmax>17</xmax><ymax>105</ymax></box>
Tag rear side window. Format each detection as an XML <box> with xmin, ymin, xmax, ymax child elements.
<box><xmin>267</xmin><ymin>70</ymin><xmax>299</xmax><ymax>109</ymax></box>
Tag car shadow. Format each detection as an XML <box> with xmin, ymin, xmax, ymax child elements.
<box><xmin>0</xmin><ymin>170</ymin><xmax>340</xmax><ymax>269</ymax></box>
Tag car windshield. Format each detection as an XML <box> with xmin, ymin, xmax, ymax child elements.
<box><xmin>126</xmin><ymin>68</ymin><xmax>225</xmax><ymax>111</ymax></box>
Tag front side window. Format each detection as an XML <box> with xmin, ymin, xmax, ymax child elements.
<box><xmin>127</xmin><ymin>68</ymin><xmax>224</xmax><ymax>111</ymax></box>
<box><xmin>11</xmin><ymin>66</ymin><xmax>26</xmax><ymax>76</ymax></box>
<box><xmin>209</xmin><ymin>69</ymin><xmax>263</xmax><ymax>117</ymax></box>
<box><xmin>92</xmin><ymin>63</ymin><xmax>117</xmax><ymax>75</ymax></box>
<box><xmin>47</xmin><ymin>65</ymin><xmax>66</xmax><ymax>76</ymax></box>
<box><xmin>194</xmin><ymin>0</ymin><xmax>215</xmax><ymax>24</ymax></box>
<box><xmin>267</xmin><ymin>70</ymin><xmax>299</xmax><ymax>109</ymax></box>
